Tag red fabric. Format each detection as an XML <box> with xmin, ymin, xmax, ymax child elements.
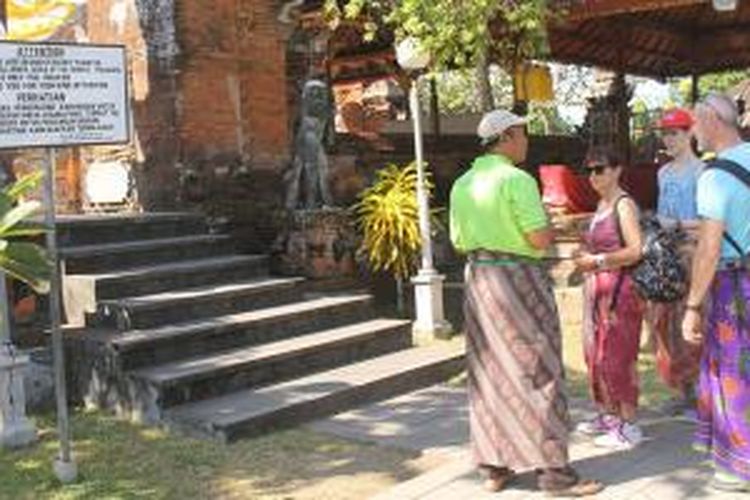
<box><xmin>539</xmin><ymin>165</ymin><xmax>598</xmax><ymax>214</ymax></box>
<box><xmin>540</xmin><ymin>163</ymin><xmax>659</xmax><ymax>213</ymax></box>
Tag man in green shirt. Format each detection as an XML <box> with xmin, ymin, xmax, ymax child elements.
<box><xmin>450</xmin><ymin>110</ymin><xmax>602</xmax><ymax>497</ymax></box>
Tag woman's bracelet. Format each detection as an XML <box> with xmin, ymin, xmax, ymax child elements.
<box><xmin>685</xmin><ymin>303</ymin><xmax>702</xmax><ymax>312</ymax></box>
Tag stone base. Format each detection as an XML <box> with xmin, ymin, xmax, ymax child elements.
<box><xmin>411</xmin><ymin>271</ymin><xmax>453</xmax><ymax>342</ymax></box>
<box><xmin>275</xmin><ymin>208</ymin><xmax>357</xmax><ymax>279</ymax></box>
<box><xmin>0</xmin><ymin>418</ymin><xmax>36</xmax><ymax>448</ymax></box>
<box><xmin>53</xmin><ymin>457</ymin><xmax>78</xmax><ymax>484</ymax></box>
<box><xmin>0</xmin><ymin>350</ymin><xmax>37</xmax><ymax>449</ymax></box>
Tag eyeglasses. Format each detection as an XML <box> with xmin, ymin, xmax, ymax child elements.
<box><xmin>584</xmin><ymin>164</ymin><xmax>611</xmax><ymax>176</ymax></box>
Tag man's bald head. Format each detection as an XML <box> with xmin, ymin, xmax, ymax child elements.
<box><xmin>693</xmin><ymin>92</ymin><xmax>741</xmax><ymax>152</ymax></box>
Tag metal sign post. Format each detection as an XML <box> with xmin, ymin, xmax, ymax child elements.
<box><xmin>42</xmin><ymin>148</ymin><xmax>76</xmax><ymax>482</ymax></box>
<box><xmin>0</xmin><ymin>40</ymin><xmax>129</xmax><ymax>483</ymax></box>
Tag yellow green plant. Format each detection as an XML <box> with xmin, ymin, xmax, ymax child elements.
<box><xmin>353</xmin><ymin>162</ymin><xmax>441</xmax><ymax>311</ymax></box>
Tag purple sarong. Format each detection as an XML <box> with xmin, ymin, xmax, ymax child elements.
<box><xmin>695</xmin><ymin>268</ymin><xmax>750</xmax><ymax>479</ymax></box>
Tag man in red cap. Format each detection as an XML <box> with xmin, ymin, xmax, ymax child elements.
<box><xmin>646</xmin><ymin>107</ymin><xmax>703</xmax><ymax>417</ymax></box>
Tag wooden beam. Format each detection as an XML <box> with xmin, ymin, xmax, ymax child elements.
<box><xmin>564</xmin><ymin>0</ymin><xmax>706</xmax><ymax>21</ymax></box>
<box><xmin>691</xmin><ymin>74</ymin><xmax>700</xmax><ymax>104</ymax></box>
<box><xmin>550</xmin><ymin>28</ymin><xmax>687</xmax><ymax>66</ymax></box>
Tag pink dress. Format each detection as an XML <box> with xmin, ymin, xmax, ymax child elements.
<box><xmin>582</xmin><ymin>205</ymin><xmax>644</xmax><ymax>409</ymax></box>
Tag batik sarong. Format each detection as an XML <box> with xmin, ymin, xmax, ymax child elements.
<box><xmin>464</xmin><ymin>259</ymin><xmax>569</xmax><ymax>471</ymax></box>
<box><xmin>647</xmin><ymin>300</ymin><xmax>702</xmax><ymax>391</ymax></box>
<box><xmin>695</xmin><ymin>268</ymin><xmax>750</xmax><ymax>480</ymax></box>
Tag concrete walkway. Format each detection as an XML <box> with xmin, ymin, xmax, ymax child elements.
<box><xmin>310</xmin><ymin>385</ymin><xmax>744</xmax><ymax>499</ymax></box>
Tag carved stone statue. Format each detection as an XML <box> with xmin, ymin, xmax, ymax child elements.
<box><xmin>285</xmin><ymin>79</ymin><xmax>335</xmax><ymax>209</ymax></box>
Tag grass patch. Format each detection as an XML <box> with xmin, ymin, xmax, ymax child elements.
<box><xmin>0</xmin><ymin>411</ymin><xmax>443</xmax><ymax>500</ymax></box>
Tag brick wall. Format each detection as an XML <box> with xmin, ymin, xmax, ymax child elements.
<box><xmin>80</xmin><ymin>0</ymin><xmax>293</xmax><ymax>214</ymax></box>
<box><xmin>176</xmin><ymin>0</ymin><xmax>290</xmax><ymax>169</ymax></box>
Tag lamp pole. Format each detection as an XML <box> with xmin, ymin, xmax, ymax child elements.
<box><xmin>396</xmin><ymin>38</ymin><xmax>452</xmax><ymax>341</ymax></box>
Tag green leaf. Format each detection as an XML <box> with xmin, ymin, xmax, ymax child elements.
<box><xmin>0</xmin><ymin>241</ymin><xmax>51</xmax><ymax>294</ymax></box>
<box><xmin>6</xmin><ymin>170</ymin><xmax>44</xmax><ymax>199</ymax></box>
<box><xmin>0</xmin><ymin>173</ymin><xmax>52</xmax><ymax>295</ymax></box>
<box><xmin>0</xmin><ymin>201</ymin><xmax>42</xmax><ymax>236</ymax></box>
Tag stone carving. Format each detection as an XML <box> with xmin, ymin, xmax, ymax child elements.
<box><xmin>286</xmin><ymin>79</ymin><xmax>335</xmax><ymax>209</ymax></box>
<box><xmin>274</xmin><ymin>208</ymin><xmax>357</xmax><ymax>279</ymax></box>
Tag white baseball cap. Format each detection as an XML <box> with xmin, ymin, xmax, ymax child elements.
<box><xmin>477</xmin><ymin>109</ymin><xmax>527</xmax><ymax>145</ymax></box>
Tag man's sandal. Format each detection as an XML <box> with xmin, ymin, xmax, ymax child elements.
<box><xmin>482</xmin><ymin>466</ymin><xmax>516</xmax><ymax>492</ymax></box>
<box><xmin>544</xmin><ymin>478</ymin><xmax>604</xmax><ymax>497</ymax></box>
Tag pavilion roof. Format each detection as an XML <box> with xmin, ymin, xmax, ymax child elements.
<box><xmin>548</xmin><ymin>0</ymin><xmax>750</xmax><ymax>77</ymax></box>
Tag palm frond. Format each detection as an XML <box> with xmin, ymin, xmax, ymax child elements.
<box><xmin>0</xmin><ymin>171</ymin><xmax>51</xmax><ymax>294</ymax></box>
<box><xmin>0</xmin><ymin>241</ymin><xmax>51</xmax><ymax>293</ymax></box>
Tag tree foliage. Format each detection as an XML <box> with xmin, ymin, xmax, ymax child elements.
<box><xmin>673</xmin><ymin>70</ymin><xmax>750</xmax><ymax>103</ymax></box>
<box><xmin>324</xmin><ymin>0</ymin><xmax>554</xmax><ymax>71</ymax></box>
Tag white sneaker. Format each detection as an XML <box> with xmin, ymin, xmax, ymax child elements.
<box><xmin>593</xmin><ymin>422</ymin><xmax>643</xmax><ymax>450</ymax></box>
<box><xmin>575</xmin><ymin>414</ymin><xmax>619</xmax><ymax>436</ymax></box>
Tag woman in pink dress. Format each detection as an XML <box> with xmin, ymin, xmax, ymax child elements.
<box><xmin>574</xmin><ymin>146</ymin><xmax>645</xmax><ymax>449</ymax></box>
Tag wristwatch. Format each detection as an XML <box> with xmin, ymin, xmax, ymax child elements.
<box><xmin>594</xmin><ymin>254</ymin><xmax>606</xmax><ymax>269</ymax></box>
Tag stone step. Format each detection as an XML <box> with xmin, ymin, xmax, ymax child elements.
<box><xmin>164</xmin><ymin>343</ymin><xmax>465</xmax><ymax>442</ymax></box>
<box><xmin>60</xmin><ymin>234</ymin><xmax>235</xmax><ymax>274</ymax></box>
<box><xmin>93</xmin><ymin>277</ymin><xmax>306</xmax><ymax>330</ymax></box>
<box><xmin>128</xmin><ymin>319</ymin><xmax>412</xmax><ymax>419</ymax></box>
<box><xmin>110</xmin><ymin>294</ymin><xmax>375</xmax><ymax>369</ymax></box>
<box><xmin>63</xmin><ymin>255</ymin><xmax>268</xmax><ymax>326</ymax></box>
<box><xmin>54</xmin><ymin>212</ymin><xmax>208</xmax><ymax>247</ymax></box>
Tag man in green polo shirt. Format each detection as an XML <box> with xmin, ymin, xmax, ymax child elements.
<box><xmin>450</xmin><ymin>110</ymin><xmax>602</xmax><ymax>497</ymax></box>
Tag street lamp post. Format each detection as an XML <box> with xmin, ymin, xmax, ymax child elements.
<box><xmin>395</xmin><ymin>38</ymin><xmax>452</xmax><ymax>341</ymax></box>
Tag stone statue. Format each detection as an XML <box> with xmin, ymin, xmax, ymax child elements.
<box><xmin>285</xmin><ymin>79</ymin><xmax>335</xmax><ymax>209</ymax></box>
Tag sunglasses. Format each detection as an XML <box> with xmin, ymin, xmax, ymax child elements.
<box><xmin>584</xmin><ymin>164</ymin><xmax>612</xmax><ymax>176</ymax></box>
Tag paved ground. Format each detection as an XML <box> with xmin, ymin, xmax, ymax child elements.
<box><xmin>310</xmin><ymin>385</ymin><xmax>745</xmax><ymax>499</ymax></box>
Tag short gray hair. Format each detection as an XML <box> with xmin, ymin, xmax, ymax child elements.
<box><xmin>700</xmin><ymin>92</ymin><xmax>739</xmax><ymax>128</ymax></box>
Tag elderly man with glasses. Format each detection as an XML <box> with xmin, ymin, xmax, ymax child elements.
<box><xmin>683</xmin><ymin>93</ymin><xmax>750</xmax><ymax>492</ymax></box>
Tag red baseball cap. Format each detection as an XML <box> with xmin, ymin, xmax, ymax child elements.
<box><xmin>656</xmin><ymin>108</ymin><xmax>694</xmax><ymax>130</ymax></box>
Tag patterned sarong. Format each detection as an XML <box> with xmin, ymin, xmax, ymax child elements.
<box><xmin>647</xmin><ymin>301</ymin><xmax>702</xmax><ymax>391</ymax></box>
<box><xmin>464</xmin><ymin>260</ymin><xmax>569</xmax><ymax>471</ymax></box>
<box><xmin>695</xmin><ymin>268</ymin><xmax>750</xmax><ymax>480</ymax></box>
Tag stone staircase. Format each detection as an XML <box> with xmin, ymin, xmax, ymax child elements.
<box><xmin>61</xmin><ymin>212</ymin><xmax>464</xmax><ymax>442</ymax></box>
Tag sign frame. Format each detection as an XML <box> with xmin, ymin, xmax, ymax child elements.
<box><xmin>0</xmin><ymin>39</ymin><xmax>131</xmax><ymax>150</ymax></box>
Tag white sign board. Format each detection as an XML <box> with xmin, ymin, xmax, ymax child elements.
<box><xmin>0</xmin><ymin>42</ymin><xmax>130</xmax><ymax>149</ymax></box>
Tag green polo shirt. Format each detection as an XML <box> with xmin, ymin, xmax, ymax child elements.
<box><xmin>449</xmin><ymin>154</ymin><xmax>548</xmax><ymax>259</ymax></box>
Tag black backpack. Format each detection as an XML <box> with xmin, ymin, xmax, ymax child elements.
<box><xmin>610</xmin><ymin>196</ymin><xmax>688</xmax><ymax>306</ymax></box>
<box><xmin>629</xmin><ymin>217</ymin><xmax>688</xmax><ymax>302</ymax></box>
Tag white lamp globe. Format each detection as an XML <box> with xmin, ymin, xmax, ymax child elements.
<box><xmin>395</xmin><ymin>37</ymin><xmax>430</xmax><ymax>71</ymax></box>
<box><xmin>712</xmin><ymin>0</ymin><xmax>738</xmax><ymax>11</ymax></box>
